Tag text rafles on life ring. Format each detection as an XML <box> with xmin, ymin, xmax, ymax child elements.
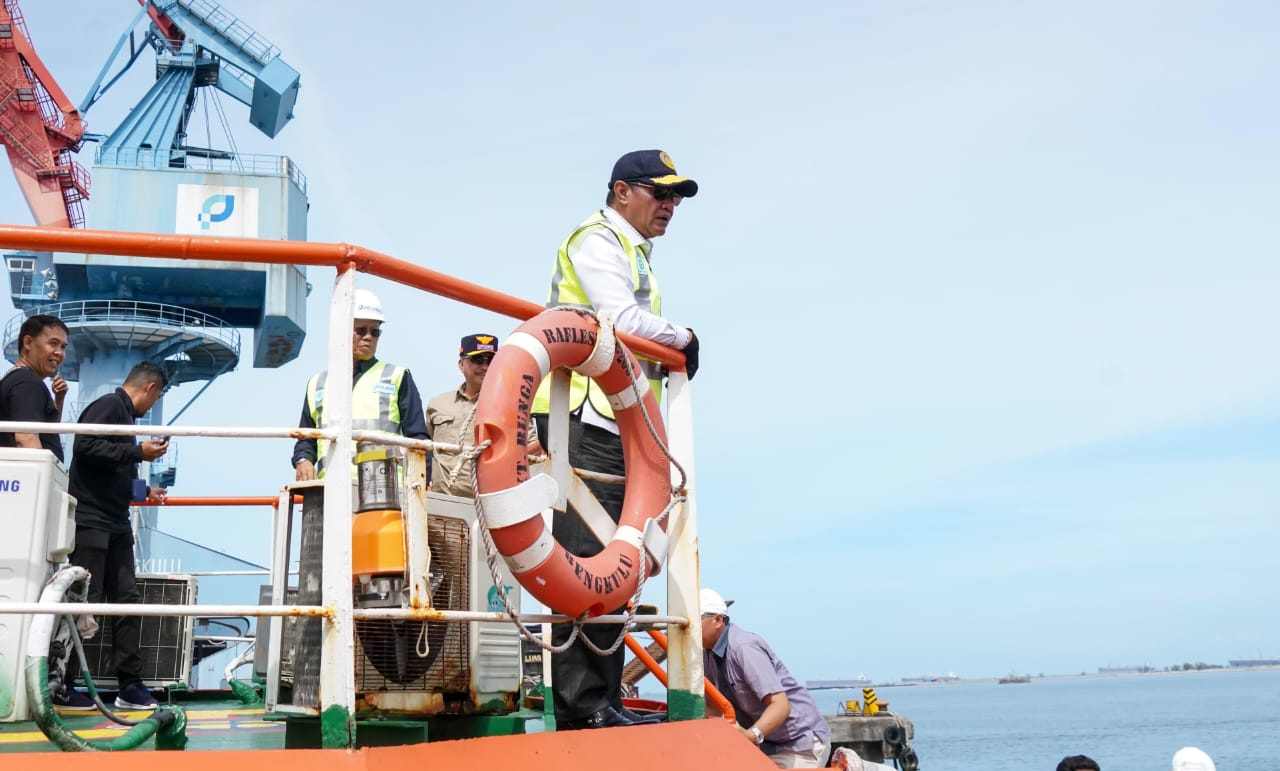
<box><xmin>472</xmin><ymin>308</ymin><xmax>670</xmax><ymax>617</ymax></box>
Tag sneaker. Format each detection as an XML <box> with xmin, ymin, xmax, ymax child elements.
<box><xmin>51</xmin><ymin>687</ymin><xmax>96</xmax><ymax>711</ymax></box>
<box><xmin>114</xmin><ymin>682</ymin><xmax>159</xmax><ymax>710</ymax></box>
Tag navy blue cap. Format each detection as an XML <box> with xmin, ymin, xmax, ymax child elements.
<box><xmin>460</xmin><ymin>334</ymin><xmax>498</xmax><ymax>358</ymax></box>
<box><xmin>610</xmin><ymin>150</ymin><xmax>698</xmax><ymax>198</ymax></box>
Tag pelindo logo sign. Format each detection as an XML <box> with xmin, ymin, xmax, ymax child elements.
<box><xmin>199</xmin><ymin>194</ymin><xmax>235</xmax><ymax>229</ymax></box>
<box><xmin>176</xmin><ymin>184</ymin><xmax>259</xmax><ymax>237</ymax></box>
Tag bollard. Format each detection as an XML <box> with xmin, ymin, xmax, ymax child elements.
<box><xmin>861</xmin><ymin>687</ymin><xmax>879</xmax><ymax>715</ymax></box>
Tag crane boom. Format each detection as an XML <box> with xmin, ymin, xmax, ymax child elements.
<box><xmin>0</xmin><ymin>0</ymin><xmax>88</xmax><ymax>228</ymax></box>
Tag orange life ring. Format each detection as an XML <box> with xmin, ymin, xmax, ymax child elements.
<box><xmin>473</xmin><ymin>308</ymin><xmax>670</xmax><ymax>617</ymax></box>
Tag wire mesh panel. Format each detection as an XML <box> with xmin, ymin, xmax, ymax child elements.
<box><xmin>291</xmin><ymin>488</ymin><xmax>325</xmax><ymax>708</ymax></box>
<box><xmin>354</xmin><ymin>514</ymin><xmax>471</xmax><ymax>697</ymax></box>
<box><xmin>254</xmin><ymin>585</ymin><xmax>299</xmax><ymax>684</ymax></box>
<box><xmin>76</xmin><ymin>575</ymin><xmax>196</xmax><ymax>688</ymax></box>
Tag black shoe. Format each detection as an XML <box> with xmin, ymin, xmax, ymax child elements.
<box><xmin>565</xmin><ymin>706</ymin><xmax>634</xmax><ymax>730</ymax></box>
<box><xmin>51</xmin><ymin>688</ymin><xmax>95</xmax><ymax>711</ymax></box>
<box><xmin>617</xmin><ymin>706</ymin><xmax>666</xmax><ymax>724</ymax></box>
<box><xmin>114</xmin><ymin>681</ymin><xmax>158</xmax><ymax>710</ymax></box>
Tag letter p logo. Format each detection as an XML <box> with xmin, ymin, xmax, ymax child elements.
<box><xmin>198</xmin><ymin>194</ymin><xmax>236</xmax><ymax>230</ymax></box>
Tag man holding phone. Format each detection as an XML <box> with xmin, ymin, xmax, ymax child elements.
<box><xmin>65</xmin><ymin>360</ymin><xmax>170</xmax><ymax>711</ymax></box>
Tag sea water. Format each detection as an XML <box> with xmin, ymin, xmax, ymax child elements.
<box><xmin>810</xmin><ymin>668</ymin><xmax>1280</xmax><ymax>770</ymax></box>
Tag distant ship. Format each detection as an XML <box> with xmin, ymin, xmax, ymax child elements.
<box><xmin>998</xmin><ymin>674</ymin><xmax>1031</xmax><ymax>684</ymax></box>
<box><xmin>807</xmin><ymin>675</ymin><xmax>872</xmax><ymax>689</ymax></box>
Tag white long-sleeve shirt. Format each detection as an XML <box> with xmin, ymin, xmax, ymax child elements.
<box><xmin>567</xmin><ymin>207</ymin><xmax>690</xmax><ymax>431</ymax></box>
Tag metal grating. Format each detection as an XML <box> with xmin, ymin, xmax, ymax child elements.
<box><xmin>76</xmin><ymin>575</ymin><xmax>196</xmax><ymax>688</ymax></box>
<box><xmin>354</xmin><ymin>515</ymin><xmax>471</xmax><ymax>696</ymax></box>
<box><xmin>253</xmin><ymin>585</ymin><xmax>299</xmax><ymax>684</ymax></box>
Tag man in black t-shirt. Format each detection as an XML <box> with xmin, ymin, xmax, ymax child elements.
<box><xmin>0</xmin><ymin>314</ymin><xmax>69</xmax><ymax>460</ymax></box>
<box><xmin>66</xmin><ymin>360</ymin><xmax>170</xmax><ymax>711</ymax></box>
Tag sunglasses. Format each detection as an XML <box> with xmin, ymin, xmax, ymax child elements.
<box><xmin>465</xmin><ymin>354</ymin><xmax>494</xmax><ymax>365</ymax></box>
<box><xmin>353</xmin><ymin>326</ymin><xmax>382</xmax><ymax>338</ymax></box>
<box><xmin>629</xmin><ymin>182</ymin><xmax>682</xmax><ymax>203</ymax></box>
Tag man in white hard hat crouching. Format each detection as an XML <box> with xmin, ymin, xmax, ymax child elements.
<box><xmin>291</xmin><ymin>288</ymin><xmax>429</xmax><ymax>481</ymax></box>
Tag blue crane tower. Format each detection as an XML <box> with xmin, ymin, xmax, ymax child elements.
<box><xmin>1</xmin><ymin>0</ymin><xmax>308</xmax><ymax>556</ymax></box>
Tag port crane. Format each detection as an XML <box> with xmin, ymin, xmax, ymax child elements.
<box><xmin>0</xmin><ymin>0</ymin><xmax>306</xmax><ymax>563</ymax></box>
<box><xmin>0</xmin><ymin>0</ymin><xmax>88</xmax><ymax>229</ymax></box>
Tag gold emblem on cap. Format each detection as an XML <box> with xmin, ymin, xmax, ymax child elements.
<box><xmin>476</xmin><ymin>335</ymin><xmax>495</xmax><ymax>344</ymax></box>
<box><xmin>659</xmin><ymin>151</ymin><xmax>676</xmax><ymax>171</ymax></box>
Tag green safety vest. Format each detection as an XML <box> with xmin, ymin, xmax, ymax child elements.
<box><xmin>307</xmin><ymin>361</ymin><xmax>405</xmax><ymax>478</ymax></box>
<box><xmin>532</xmin><ymin>211</ymin><xmax>666</xmax><ymax>419</ymax></box>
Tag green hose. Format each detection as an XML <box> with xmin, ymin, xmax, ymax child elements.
<box><xmin>229</xmin><ymin>678</ymin><xmax>263</xmax><ymax>705</ymax></box>
<box><xmin>24</xmin><ymin>566</ymin><xmax>189</xmax><ymax>752</ymax></box>
<box><xmin>25</xmin><ymin>657</ymin><xmax>188</xmax><ymax>751</ymax></box>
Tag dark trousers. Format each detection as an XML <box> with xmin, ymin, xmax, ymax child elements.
<box><xmin>67</xmin><ymin>527</ymin><xmax>143</xmax><ymax>685</ymax></box>
<box><xmin>535</xmin><ymin>414</ymin><xmax>627</xmax><ymax>722</ymax></box>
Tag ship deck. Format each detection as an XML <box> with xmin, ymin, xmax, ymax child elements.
<box><xmin>0</xmin><ymin>699</ymin><xmax>777</xmax><ymax>769</ymax></box>
<box><xmin>0</xmin><ymin>699</ymin><xmax>285</xmax><ymax>753</ymax></box>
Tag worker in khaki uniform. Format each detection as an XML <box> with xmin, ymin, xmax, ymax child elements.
<box><xmin>291</xmin><ymin>288</ymin><xmax>429</xmax><ymax>481</ymax></box>
<box><xmin>531</xmin><ymin>149</ymin><xmax>701</xmax><ymax>730</ymax></box>
<box><xmin>427</xmin><ymin>334</ymin><xmax>540</xmax><ymax>497</ymax></box>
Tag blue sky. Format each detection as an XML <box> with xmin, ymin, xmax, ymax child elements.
<box><xmin>2</xmin><ymin>1</ymin><xmax>1277</xmax><ymax>681</ymax></box>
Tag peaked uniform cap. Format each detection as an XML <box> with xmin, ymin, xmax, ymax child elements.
<box><xmin>610</xmin><ymin>150</ymin><xmax>699</xmax><ymax>198</ymax></box>
<box><xmin>460</xmin><ymin>334</ymin><xmax>499</xmax><ymax>357</ymax></box>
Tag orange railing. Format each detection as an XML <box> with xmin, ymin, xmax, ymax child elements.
<box><xmin>625</xmin><ymin>629</ymin><xmax>736</xmax><ymax>722</ymax></box>
<box><xmin>0</xmin><ymin>224</ymin><xmax>689</xmax><ymax>371</ymax></box>
<box><xmin>131</xmin><ymin>496</ymin><xmax>301</xmax><ymax>507</ymax></box>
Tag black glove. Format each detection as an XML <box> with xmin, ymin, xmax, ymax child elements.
<box><xmin>682</xmin><ymin>329</ymin><xmax>700</xmax><ymax>381</ymax></box>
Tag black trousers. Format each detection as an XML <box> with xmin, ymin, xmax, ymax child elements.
<box><xmin>535</xmin><ymin>414</ymin><xmax>627</xmax><ymax>722</ymax></box>
<box><xmin>67</xmin><ymin>527</ymin><xmax>144</xmax><ymax>685</ymax></box>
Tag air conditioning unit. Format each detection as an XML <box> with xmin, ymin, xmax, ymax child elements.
<box><xmin>76</xmin><ymin>574</ymin><xmax>197</xmax><ymax>688</ymax></box>
<box><xmin>266</xmin><ymin>491</ymin><xmax>522</xmax><ymax>716</ymax></box>
<box><xmin>0</xmin><ymin>448</ymin><xmax>76</xmax><ymax>723</ymax></box>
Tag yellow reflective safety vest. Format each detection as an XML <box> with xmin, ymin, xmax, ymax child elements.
<box><xmin>307</xmin><ymin>360</ymin><xmax>405</xmax><ymax>478</ymax></box>
<box><xmin>532</xmin><ymin>211</ymin><xmax>665</xmax><ymax>419</ymax></box>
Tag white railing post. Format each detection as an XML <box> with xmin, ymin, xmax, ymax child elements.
<box><xmin>548</xmin><ymin>369</ymin><xmax>572</xmax><ymax>509</ymax></box>
<box><xmin>319</xmin><ymin>269</ymin><xmax>357</xmax><ymax>746</ymax></box>
<box><xmin>663</xmin><ymin>371</ymin><xmax>704</xmax><ymax>720</ymax></box>
<box><xmin>403</xmin><ymin>447</ymin><xmax>432</xmax><ymax>609</ymax></box>
<box><xmin>541</xmin><ymin>368</ymin><xmax>572</xmax><ymax>729</ymax></box>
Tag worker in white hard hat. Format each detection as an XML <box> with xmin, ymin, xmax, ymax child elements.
<box><xmin>1171</xmin><ymin>747</ymin><xmax>1215</xmax><ymax>771</ymax></box>
<box><xmin>291</xmin><ymin>288</ymin><xmax>429</xmax><ymax>480</ymax></box>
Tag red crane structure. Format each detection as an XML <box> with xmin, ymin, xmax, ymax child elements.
<box><xmin>0</xmin><ymin>0</ymin><xmax>88</xmax><ymax>228</ymax></box>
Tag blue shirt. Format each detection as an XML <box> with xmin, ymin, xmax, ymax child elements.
<box><xmin>704</xmin><ymin>621</ymin><xmax>830</xmax><ymax>753</ymax></box>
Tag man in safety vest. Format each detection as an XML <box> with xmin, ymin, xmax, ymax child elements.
<box><xmin>531</xmin><ymin>149</ymin><xmax>701</xmax><ymax>730</ymax></box>
<box><xmin>291</xmin><ymin>288</ymin><xmax>429</xmax><ymax>482</ymax></box>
